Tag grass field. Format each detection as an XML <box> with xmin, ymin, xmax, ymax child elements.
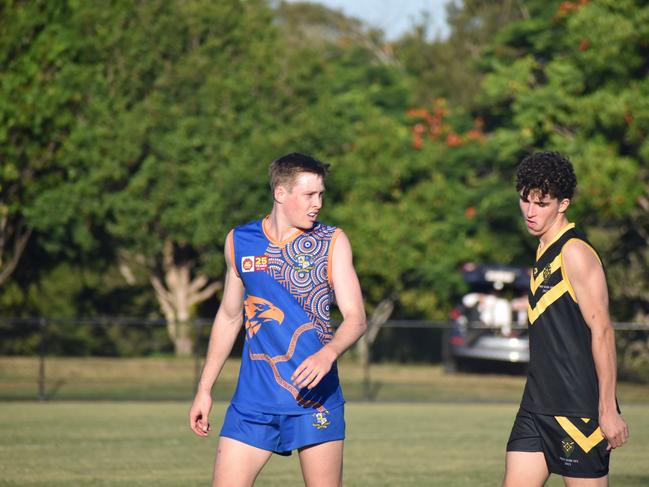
<box><xmin>3</xmin><ymin>357</ymin><xmax>649</xmax><ymax>404</ymax></box>
<box><xmin>0</xmin><ymin>402</ymin><xmax>648</xmax><ymax>486</ymax></box>
<box><xmin>1</xmin><ymin>358</ymin><xmax>648</xmax><ymax>486</ymax></box>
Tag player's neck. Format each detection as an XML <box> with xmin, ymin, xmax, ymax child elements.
<box><xmin>264</xmin><ymin>209</ymin><xmax>302</xmax><ymax>244</ymax></box>
<box><xmin>538</xmin><ymin>215</ymin><xmax>570</xmax><ymax>250</ymax></box>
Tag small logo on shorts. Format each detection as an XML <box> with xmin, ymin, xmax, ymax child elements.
<box><xmin>561</xmin><ymin>437</ymin><xmax>575</xmax><ymax>457</ymax></box>
<box><xmin>312</xmin><ymin>411</ymin><xmax>331</xmax><ymax>429</ymax></box>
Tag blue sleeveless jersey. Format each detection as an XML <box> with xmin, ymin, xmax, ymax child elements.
<box><xmin>230</xmin><ymin>218</ymin><xmax>345</xmax><ymax>415</ymax></box>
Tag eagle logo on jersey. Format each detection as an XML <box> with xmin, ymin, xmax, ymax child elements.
<box><xmin>244</xmin><ymin>295</ymin><xmax>284</xmax><ymax>338</ymax></box>
<box><xmin>561</xmin><ymin>437</ymin><xmax>575</xmax><ymax>457</ymax></box>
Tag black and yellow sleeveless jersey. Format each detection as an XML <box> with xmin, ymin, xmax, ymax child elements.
<box><xmin>521</xmin><ymin>223</ymin><xmax>601</xmax><ymax>417</ymax></box>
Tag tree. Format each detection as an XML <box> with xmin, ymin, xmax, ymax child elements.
<box><xmin>0</xmin><ymin>1</ymin><xmax>86</xmax><ymax>288</ymax></box>
<box><xmin>476</xmin><ymin>0</ymin><xmax>649</xmax><ymax>320</ymax></box>
<box><xmin>1</xmin><ymin>0</ymin><xmax>292</xmax><ymax>354</ymax></box>
<box><xmin>394</xmin><ymin>0</ymin><xmax>528</xmax><ymax>109</ymax></box>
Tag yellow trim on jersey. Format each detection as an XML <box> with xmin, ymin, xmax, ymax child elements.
<box><xmin>554</xmin><ymin>416</ymin><xmax>604</xmax><ymax>453</ymax></box>
<box><xmin>528</xmin><ymin>280</ymin><xmax>569</xmax><ymax>324</ymax></box>
<box><xmin>531</xmin><ymin>254</ymin><xmax>562</xmax><ymax>295</ymax></box>
<box><xmin>560</xmin><ymin>248</ymin><xmax>576</xmax><ymax>302</ymax></box>
<box><xmin>560</xmin><ymin>238</ymin><xmax>602</xmax><ymax>302</ymax></box>
<box><xmin>536</xmin><ymin>223</ymin><xmax>575</xmax><ymax>260</ymax></box>
<box><xmin>582</xmin><ymin>418</ymin><xmax>591</xmax><ymax>423</ymax></box>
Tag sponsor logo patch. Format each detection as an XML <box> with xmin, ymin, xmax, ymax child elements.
<box><xmin>241</xmin><ymin>255</ymin><xmax>268</xmax><ymax>273</ymax></box>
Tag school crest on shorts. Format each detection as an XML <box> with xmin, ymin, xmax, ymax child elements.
<box><xmin>561</xmin><ymin>437</ymin><xmax>575</xmax><ymax>457</ymax></box>
<box><xmin>312</xmin><ymin>411</ymin><xmax>331</xmax><ymax>429</ymax></box>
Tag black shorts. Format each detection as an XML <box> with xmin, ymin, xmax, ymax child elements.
<box><xmin>507</xmin><ymin>408</ymin><xmax>610</xmax><ymax>479</ymax></box>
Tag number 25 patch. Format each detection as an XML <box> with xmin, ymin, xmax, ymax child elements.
<box><xmin>241</xmin><ymin>255</ymin><xmax>268</xmax><ymax>273</ymax></box>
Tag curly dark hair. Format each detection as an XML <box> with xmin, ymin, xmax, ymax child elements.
<box><xmin>515</xmin><ymin>151</ymin><xmax>577</xmax><ymax>200</ymax></box>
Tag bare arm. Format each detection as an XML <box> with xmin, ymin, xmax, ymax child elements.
<box><xmin>189</xmin><ymin>230</ymin><xmax>244</xmax><ymax>437</ymax></box>
<box><xmin>562</xmin><ymin>240</ymin><xmax>629</xmax><ymax>449</ymax></box>
<box><xmin>292</xmin><ymin>231</ymin><xmax>367</xmax><ymax>389</ymax></box>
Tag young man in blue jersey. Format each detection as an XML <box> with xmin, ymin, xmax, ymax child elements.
<box><xmin>189</xmin><ymin>153</ymin><xmax>367</xmax><ymax>487</ymax></box>
<box><xmin>503</xmin><ymin>152</ymin><xmax>629</xmax><ymax>486</ymax></box>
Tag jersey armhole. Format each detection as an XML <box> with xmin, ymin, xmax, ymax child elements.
<box><xmin>229</xmin><ymin>229</ymin><xmax>240</xmax><ymax>278</ymax></box>
<box><xmin>327</xmin><ymin>228</ymin><xmax>343</xmax><ymax>286</ymax></box>
<box><xmin>560</xmin><ymin>238</ymin><xmax>601</xmax><ymax>303</ymax></box>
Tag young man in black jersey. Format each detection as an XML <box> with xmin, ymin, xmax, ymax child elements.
<box><xmin>503</xmin><ymin>152</ymin><xmax>629</xmax><ymax>486</ymax></box>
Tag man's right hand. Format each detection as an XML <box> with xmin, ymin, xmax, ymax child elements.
<box><xmin>189</xmin><ymin>390</ymin><xmax>213</xmax><ymax>437</ymax></box>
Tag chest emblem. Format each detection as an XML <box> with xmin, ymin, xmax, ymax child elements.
<box><xmin>293</xmin><ymin>253</ymin><xmax>314</xmax><ymax>272</ymax></box>
<box><xmin>542</xmin><ymin>264</ymin><xmax>552</xmax><ymax>283</ymax></box>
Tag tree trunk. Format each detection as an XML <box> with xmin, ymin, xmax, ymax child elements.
<box><xmin>358</xmin><ymin>296</ymin><xmax>395</xmax><ymax>400</ymax></box>
<box><xmin>0</xmin><ymin>208</ymin><xmax>32</xmax><ymax>288</ymax></box>
<box><xmin>150</xmin><ymin>240</ymin><xmax>223</xmax><ymax>356</ymax></box>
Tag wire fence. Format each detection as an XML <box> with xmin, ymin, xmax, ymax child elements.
<box><xmin>1</xmin><ymin>317</ymin><xmax>648</xmax><ymax>401</ymax></box>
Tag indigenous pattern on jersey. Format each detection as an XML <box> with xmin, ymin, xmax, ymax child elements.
<box><xmin>521</xmin><ymin>223</ymin><xmax>601</xmax><ymax>417</ymax></box>
<box><xmin>231</xmin><ymin>218</ymin><xmax>344</xmax><ymax>415</ymax></box>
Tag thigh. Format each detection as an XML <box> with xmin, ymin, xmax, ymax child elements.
<box><xmin>503</xmin><ymin>451</ymin><xmax>549</xmax><ymax>487</ymax></box>
<box><xmin>298</xmin><ymin>439</ymin><xmax>344</xmax><ymax>487</ymax></box>
<box><xmin>563</xmin><ymin>475</ymin><xmax>608</xmax><ymax>487</ymax></box>
<box><xmin>213</xmin><ymin>436</ymin><xmax>273</xmax><ymax>487</ymax></box>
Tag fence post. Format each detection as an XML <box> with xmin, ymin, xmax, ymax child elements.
<box><xmin>441</xmin><ymin>324</ymin><xmax>454</xmax><ymax>373</ymax></box>
<box><xmin>38</xmin><ymin>318</ymin><xmax>47</xmax><ymax>401</ymax></box>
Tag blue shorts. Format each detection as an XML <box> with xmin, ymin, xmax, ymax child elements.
<box><xmin>220</xmin><ymin>403</ymin><xmax>345</xmax><ymax>456</ymax></box>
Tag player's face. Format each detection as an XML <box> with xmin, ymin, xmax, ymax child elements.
<box><xmin>279</xmin><ymin>172</ymin><xmax>324</xmax><ymax>230</ymax></box>
<box><xmin>519</xmin><ymin>189</ymin><xmax>570</xmax><ymax>238</ymax></box>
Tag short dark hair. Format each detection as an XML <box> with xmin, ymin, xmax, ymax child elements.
<box><xmin>516</xmin><ymin>151</ymin><xmax>577</xmax><ymax>200</ymax></box>
<box><xmin>269</xmin><ymin>152</ymin><xmax>329</xmax><ymax>193</ymax></box>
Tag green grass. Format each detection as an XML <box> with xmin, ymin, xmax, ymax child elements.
<box><xmin>0</xmin><ymin>401</ymin><xmax>647</xmax><ymax>486</ymax></box>
<box><xmin>2</xmin><ymin>356</ymin><xmax>649</xmax><ymax>404</ymax></box>
<box><xmin>1</xmin><ymin>357</ymin><xmax>649</xmax><ymax>485</ymax></box>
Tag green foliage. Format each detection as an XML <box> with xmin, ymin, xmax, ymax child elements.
<box><xmin>1</xmin><ymin>0</ymin><xmax>648</xmax><ymax>355</ymax></box>
<box><xmin>476</xmin><ymin>0</ymin><xmax>649</xmax><ymax>322</ymax></box>
<box><xmin>394</xmin><ymin>0</ymin><xmax>528</xmax><ymax>108</ymax></box>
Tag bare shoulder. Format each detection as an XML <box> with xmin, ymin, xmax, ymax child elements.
<box><xmin>224</xmin><ymin>229</ymin><xmax>235</xmax><ymax>266</ymax></box>
<box><xmin>562</xmin><ymin>238</ymin><xmax>601</xmax><ymax>268</ymax></box>
<box><xmin>331</xmin><ymin>229</ymin><xmax>355</xmax><ymax>262</ymax></box>
<box><xmin>333</xmin><ymin>229</ymin><xmax>351</xmax><ymax>249</ymax></box>
<box><xmin>562</xmin><ymin>238</ymin><xmax>605</xmax><ymax>290</ymax></box>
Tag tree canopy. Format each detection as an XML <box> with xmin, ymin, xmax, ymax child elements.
<box><xmin>1</xmin><ymin>0</ymin><xmax>648</xmax><ymax>357</ymax></box>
